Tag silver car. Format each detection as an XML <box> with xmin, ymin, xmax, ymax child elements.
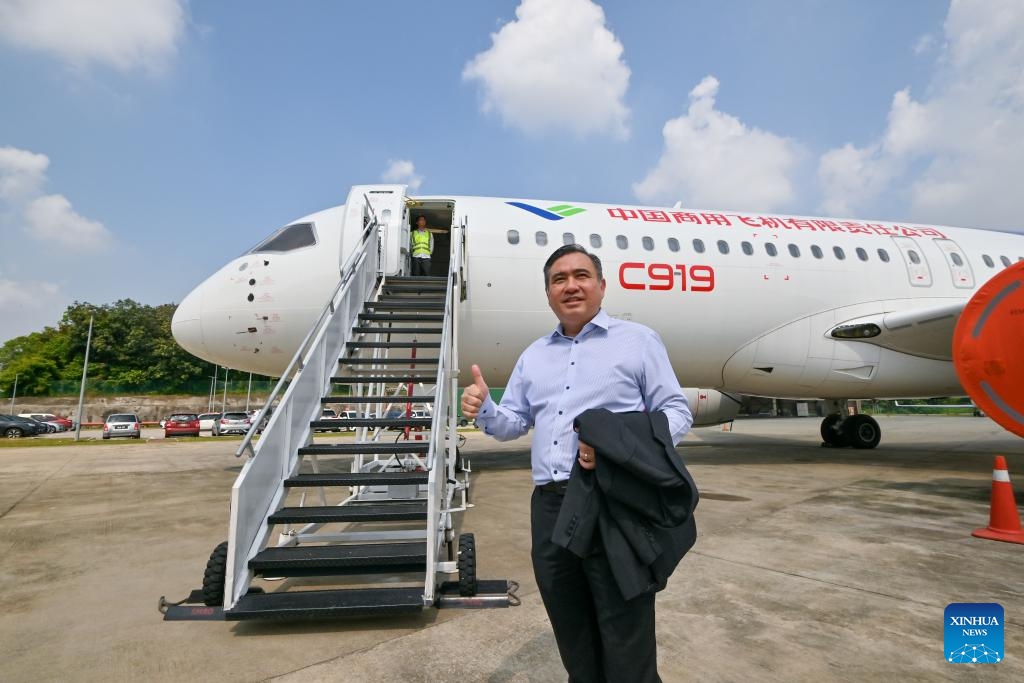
<box><xmin>102</xmin><ymin>413</ymin><xmax>141</xmax><ymax>440</ymax></box>
<box><xmin>212</xmin><ymin>411</ymin><xmax>251</xmax><ymax>436</ymax></box>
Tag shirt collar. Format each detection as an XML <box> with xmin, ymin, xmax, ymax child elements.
<box><xmin>549</xmin><ymin>308</ymin><xmax>611</xmax><ymax>341</ymax></box>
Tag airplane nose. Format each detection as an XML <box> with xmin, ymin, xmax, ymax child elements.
<box><xmin>172</xmin><ymin>287</ymin><xmax>205</xmax><ymax>358</ymax></box>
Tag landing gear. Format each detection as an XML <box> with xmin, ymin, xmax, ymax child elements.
<box><xmin>845</xmin><ymin>414</ymin><xmax>881</xmax><ymax>449</ymax></box>
<box><xmin>819</xmin><ymin>400</ymin><xmax>881</xmax><ymax>449</ymax></box>
<box><xmin>820</xmin><ymin>414</ymin><xmax>850</xmax><ymax>447</ymax></box>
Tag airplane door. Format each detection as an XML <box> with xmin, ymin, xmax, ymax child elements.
<box><xmin>891</xmin><ymin>236</ymin><xmax>932</xmax><ymax>287</ymax></box>
<box><xmin>932</xmin><ymin>238</ymin><xmax>975</xmax><ymax>289</ymax></box>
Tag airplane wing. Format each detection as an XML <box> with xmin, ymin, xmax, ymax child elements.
<box><xmin>830</xmin><ymin>301</ymin><xmax>964</xmax><ymax>361</ymax></box>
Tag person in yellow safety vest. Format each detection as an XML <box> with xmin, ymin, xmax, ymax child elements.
<box><xmin>410</xmin><ymin>216</ymin><xmax>434</xmax><ymax>276</ymax></box>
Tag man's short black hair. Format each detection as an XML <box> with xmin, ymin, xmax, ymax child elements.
<box><xmin>543</xmin><ymin>244</ymin><xmax>603</xmax><ymax>289</ymax></box>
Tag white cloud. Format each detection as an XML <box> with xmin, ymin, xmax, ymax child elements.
<box><xmin>0</xmin><ymin>0</ymin><xmax>186</xmax><ymax>73</ymax></box>
<box><xmin>0</xmin><ymin>277</ymin><xmax>63</xmax><ymax>343</ymax></box>
<box><xmin>0</xmin><ymin>146</ymin><xmax>48</xmax><ymax>201</ymax></box>
<box><xmin>818</xmin><ymin>0</ymin><xmax>1024</xmax><ymax>230</ymax></box>
<box><xmin>463</xmin><ymin>0</ymin><xmax>631</xmax><ymax>139</ymax></box>
<box><xmin>633</xmin><ymin>76</ymin><xmax>803</xmax><ymax>211</ymax></box>
<box><xmin>381</xmin><ymin>159</ymin><xmax>423</xmax><ymax>191</ymax></box>
<box><xmin>0</xmin><ymin>146</ymin><xmax>111</xmax><ymax>250</ymax></box>
<box><xmin>24</xmin><ymin>195</ymin><xmax>109</xmax><ymax>249</ymax></box>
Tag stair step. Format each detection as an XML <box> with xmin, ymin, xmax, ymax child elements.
<box><xmin>310</xmin><ymin>418</ymin><xmax>432</xmax><ymax>430</ymax></box>
<box><xmin>382</xmin><ymin>285</ymin><xmax>447</xmax><ymax>295</ymax></box>
<box><xmin>358</xmin><ymin>313</ymin><xmax>444</xmax><ymax>322</ymax></box>
<box><xmin>324</xmin><ymin>395</ymin><xmax>435</xmax><ymax>403</ymax></box>
<box><xmin>337</xmin><ymin>357</ymin><xmax>439</xmax><ymax>365</ymax></box>
<box><xmin>387</xmin><ymin>276</ymin><xmax>447</xmax><ymax>284</ymax></box>
<box><xmin>285</xmin><ymin>471</ymin><xmax>430</xmax><ymax>487</ymax></box>
<box><xmin>350</xmin><ymin>327</ymin><xmax>443</xmax><ymax>335</ymax></box>
<box><xmin>299</xmin><ymin>442</ymin><xmax>429</xmax><ymax>456</ymax></box>
<box><xmin>330</xmin><ymin>375</ymin><xmax>436</xmax><ymax>384</ymax></box>
<box><xmin>269</xmin><ymin>502</ymin><xmax>428</xmax><ymax>524</ymax></box>
<box><xmin>346</xmin><ymin>341</ymin><xmax>442</xmax><ymax>349</ymax></box>
<box><xmin>250</xmin><ymin>543</ymin><xmax>428</xmax><ymax>576</ymax></box>
<box><xmin>226</xmin><ymin>587</ymin><xmax>426</xmax><ymax>620</ymax></box>
<box><xmin>365</xmin><ymin>301</ymin><xmax>445</xmax><ymax>311</ymax></box>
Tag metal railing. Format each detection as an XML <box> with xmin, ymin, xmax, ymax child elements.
<box><xmin>223</xmin><ymin>216</ymin><xmax>381</xmax><ymax>609</ymax></box>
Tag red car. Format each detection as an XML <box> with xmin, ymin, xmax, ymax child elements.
<box><xmin>164</xmin><ymin>413</ymin><xmax>201</xmax><ymax>438</ymax></box>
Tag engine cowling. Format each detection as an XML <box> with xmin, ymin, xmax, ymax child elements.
<box><xmin>684</xmin><ymin>389</ymin><xmax>742</xmax><ymax>427</ymax></box>
<box><xmin>953</xmin><ymin>261</ymin><xmax>1024</xmax><ymax>437</ymax></box>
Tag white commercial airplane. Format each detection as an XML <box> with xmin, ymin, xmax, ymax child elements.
<box><xmin>171</xmin><ymin>185</ymin><xmax>1024</xmax><ymax>449</ymax></box>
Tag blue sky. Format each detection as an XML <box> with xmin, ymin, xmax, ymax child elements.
<box><xmin>1</xmin><ymin>0</ymin><xmax>1021</xmax><ymax>343</ymax></box>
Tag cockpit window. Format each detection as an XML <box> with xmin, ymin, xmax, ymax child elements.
<box><xmin>248</xmin><ymin>222</ymin><xmax>317</xmax><ymax>254</ymax></box>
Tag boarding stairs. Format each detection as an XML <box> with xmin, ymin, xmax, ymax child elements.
<box><xmin>163</xmin><ymin>187</ymin><xmax>513</xmax><ymax>621</ymax></box>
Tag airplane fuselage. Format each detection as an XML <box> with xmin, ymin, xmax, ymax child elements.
<box><xmin>172</xmin><ymin>193</ymin><xmax>1024</xmax><ymax>403</ymax></box>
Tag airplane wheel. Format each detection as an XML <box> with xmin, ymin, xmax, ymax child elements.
<box><xmin>202</xmin><ymin>541</ymin><xmax>229</xmax><ymax>606</ymax></box>
<box><xmin>820</xmin><ymin>415</ymin><xmax>850</xmax><ymax>447</ymax></box>
<box><xmin>846</xmin><ymin>414</ymin><xmax>881</xmax><ymax>449</ymax></box>
<box><xmin>457</xmin><ymin>533</ymin><xmax>477</xmax><ymax>597</ymax></box>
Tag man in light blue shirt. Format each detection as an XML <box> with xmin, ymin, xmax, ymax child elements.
<box><xmin>461</xmin><ymin>244</ymin><xmax>691</xmax><ymax>682</ymax></box>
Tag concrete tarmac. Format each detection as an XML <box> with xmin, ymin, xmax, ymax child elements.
<box><xmin>0</xmin><ymin>416</ymin><xmax>1021</xmax><ymax>682</ymax></box>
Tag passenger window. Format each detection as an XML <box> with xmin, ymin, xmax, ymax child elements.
<box><xmin>856</xmin><ymin>247</ymin><xmax>868</xmax><ymax>261</ymax></box>
<box><xmin>616</xmin><ymin>235</ymin><xmax>628</xmax><ymax>249</ymax></box>
<box><xmin>878</xmin><ymin>249</ymin><xmax>890</xmax><ymax>263</ymax></box>
<box><xmin>908</xmin><ymin>250</ymin><xmax>921</xmax><ymax>265</ymax></box>
<box><xmin>951</xmin><ymin>252</ymin><xmax>964</xmax><ymax>267</ymax></box>
<box><xmin>507</xmin><ymin>229</ymin><xmax>520</xmax><ymax>245</ymax></box>
<box><xmin>642</xmin><ymin>236</ymin><xmax>654</xmax><ymax>251</ymax></box>
<box><xmin>248</xmin><ymin>222</ymin><xmax>317</xmax><ymax>253</ymax></box>
<box><xmin>741</xmin><ymin>241</ymin><xmax>753</xmax><ymax>255</ymax></box>
<box><xmin>562</xmin><ymin>232</ymin><xmax>575</xmax><ymax>245</ymax></box>
<box><xmin>788</xmin><ymin>244</ymin><xmax>800</xmax><ymax>258</ymax></box>
<box><xmin>535</xmin><ymin>231</ymin><xmax>548</xmax><ymax>247</ymax></box>
<box><xmin>1000</xmin><ymin>255</ymin><xmax>1011</xmax><ymax>267</ymax></box>
<box><xmin>982</xmin><ymin>254</ymin><xmax>994</xmax><ymax>267</ymax></box>
<box><xmin>590</xmin><ymin>233</ymin><xmax>602</xmax><ymax>249</ymax></box>
<box><xmin>693</xmin><ymin>239</ymin><xmax>705</xmax><ymax>254</ymax></box>
<box><xmin>667</xmin><ymin>237</ymin><xmax>680</xmax><ymax>252</ymax></box>
<box><xmin>717</xmin><ymin>240</ymin><xmax>730</xmax><ymax>255</ymax></box>
<box><xmin>810</xmin><ymin>245</ymin><xmax>823</xmax><ymax>259</ymax></box>
<box><xmin>833</xmin><ymin>246</ymin><xmax>846</xmax><ymax>260</ymax></box>
<box><xmin>765</xmin><ymin>243</ymin><xmax>777</xmax><ymax>257</ymax></box>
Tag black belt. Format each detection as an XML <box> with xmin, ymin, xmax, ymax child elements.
<box><xmin>538</xmin><ymin>480</ymin><xmax>569</xmax><ymax>495</ymax></box>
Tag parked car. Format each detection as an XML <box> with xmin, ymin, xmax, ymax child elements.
<box><xmin>212</xmin><ymin>411</ymin><xmax>251</xmax><ymax>436</ymax></box>
<box><xmin>102</xmin><ymin>413</ymin><xmax>141</xmax><ymax>440</ymax></box>
<box><xmin>164</xmin><ymin>413</ymin><xmax>201</xmax><ymax>438</ymax></box>
<box><xmin>19</xmin><ymin>413</ymin><xmax>70</xmax><ymax>431</ymax></box>
<box><xmin>198</xmin><ymin>413</ymin><xmax>221</xmax><ymax>432</ymax></box>
<box><xmin>20</xmin><ymin>416</ymin><xmax>56</xmax><ymax>433</ymax></box>
<box><xmin>1</xmin><ymin>414</ymin><xmax>41</xmax><ymax>438</ymax></box>
<box><xmin>317</xmin><ymin>408</ymin><xmax>344</xmax><ymax>432</ymax></box>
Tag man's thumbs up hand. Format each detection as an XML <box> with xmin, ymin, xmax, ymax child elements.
<box><xmin>461</xmin><ymin>364</ymin><xmax>489</xmax><ymax>419</ymax></box>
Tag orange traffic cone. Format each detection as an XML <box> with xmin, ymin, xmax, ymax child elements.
<box><xmin>972</xmin><ymin>456</ymin><xmax>1024</xmax><ymax>544</ymax></box>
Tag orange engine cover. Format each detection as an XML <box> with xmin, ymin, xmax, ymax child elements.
<box><xmin>953</xmin><ymin>261</ymin><xmax>1024</xmax><ymax>437</ymax></box>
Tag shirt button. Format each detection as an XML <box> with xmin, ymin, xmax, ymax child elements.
<box><xmin>554</xmin><ymin>440</ymin><xmax>558</xmax><ymax>445</ymax></box>
<box><xmin>571</xmin><ymin>362</ymin><xmax>575</xmax><ymax>365</ymax></box>
<box><xmin>565</xmin><ymin>386</ymin><xmax>569</xmax><ymax>390</ymax></box>
<box><xmin>558</xmin><ymin>410</ymin><xmax>563</xmax><ymax>415</ymax></box>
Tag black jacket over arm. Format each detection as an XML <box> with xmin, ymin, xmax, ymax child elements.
<box><xmin>552</xmin><ymin>409</ymin><xmax>699</xmax><ymax>601</ymax></box>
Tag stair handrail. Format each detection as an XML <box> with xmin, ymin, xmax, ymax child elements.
<box><xmin>223</xmin><ymin>211</ymin><xmax>383</xmax><ymax>609</ymax></box>
<box><xmin>421</xmin><ymin>219</ymin><xmax>465</xmax><ymax>601</ymax></box>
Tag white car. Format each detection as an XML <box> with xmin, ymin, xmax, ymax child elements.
<box><xmin>198</xmin><ymin>413</ymin><xmax>220</xmax><ymax>432</ymax></box>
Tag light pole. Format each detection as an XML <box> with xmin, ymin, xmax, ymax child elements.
<box><xmin>74</xmin><ymin>314</ymin><xmax>94</xmax><ymax>441</ymax></box>
<box><xmin>9</xmin><ymin>373</ymin><xmax>17</xmax><ymax>413</ymax></box>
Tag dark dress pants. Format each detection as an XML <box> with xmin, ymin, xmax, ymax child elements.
<box><xmin>411</xmin><ymin>257</ymin><xmax>431</xmax><ymax>276</ymax></box>
<box><xmin>531</xmin><ymin>487</ymin><xmax>661</xmax><ymax>683</ymax></box>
